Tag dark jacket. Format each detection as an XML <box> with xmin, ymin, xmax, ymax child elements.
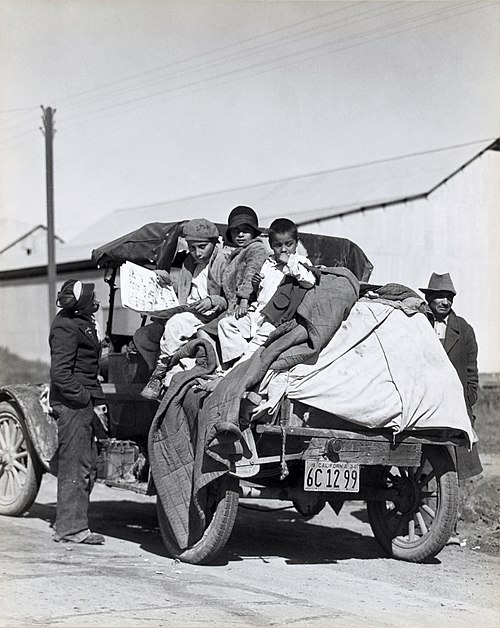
<box><xmin>430</xmin><ymin>309</ymin><xmax>481</xmax><ymax>479</ymax></box>
<box><xmin>442</xmin><ymin>311</ymin><xmax>479</xmax><ymax>415</ymax></box>
<box><xmin>49</xmin><ymin>310</ymin><xmax>104</xmax><ymax>408</ymax></box>
<box><xmin>269</xmin><ymin>267</ymin><xmax>360</xmax><ymax>371</ymax></box>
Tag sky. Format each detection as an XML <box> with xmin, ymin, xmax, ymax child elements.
<box><xmin>0</xmin><ymin>0</ymin><xmax>499</xmax><ymax>245</ymax></box>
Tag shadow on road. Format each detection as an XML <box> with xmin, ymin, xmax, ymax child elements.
<box><xmin>27</xmin><ymin>497</ymin><xmax>386</xmax><ymax>565</ymax></box>
<box><xmin>25</xmin><ymin>498</ymin><xmax>168</xmax><ymax>557</ymax></box>
<box><xmin>223</xmin><ymin>503</ymin><xmax>385</xmax><ymax>565</ymax></box>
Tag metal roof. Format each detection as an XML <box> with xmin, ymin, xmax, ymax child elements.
<box><xmin>1</xmin><ymin>138</ymin><xmax>496</xmax><ymax>275</ymax></box>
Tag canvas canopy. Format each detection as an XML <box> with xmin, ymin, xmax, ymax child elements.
<box><xmin>91</xmin><ymin>221</ymin><xmax>373</xmax><ymax>282</ymax></box>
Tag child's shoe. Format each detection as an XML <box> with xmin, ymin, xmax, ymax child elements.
<box><xmin>140</xmin><ymin>376</ymin><xmax>163</xmax><ymax>400</ymax></box>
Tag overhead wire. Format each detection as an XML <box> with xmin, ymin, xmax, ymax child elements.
<box><xmin>55</xmin><ymin>0</ymin><xmax>496</xmax><ymax>126</ymax></box>
<box><xmin>0</xmin><ymin>3</ymin><xmax>365</xmax><ymax>132</ymax></box>
<box><xmin>0</xmin><ymin>0</ymin><xmax>495</xmax><ymax>148</ymax></box>
<box><xmin>1</xmin><ymin>0</ymin><xmax>481</xmax><ymax>125</ymax></box>
<box><xmin>51</xmin><ymin>4</ymin><xmax>368</xmax><ymax>106</ymax></box>
<box><xmin>56</xmin><ymin>0</ymin><xmax>490</xmax><ymax>116</ymax></box>
<box><xmin>53</xmin><ymin>1</ymin><xmax>391</xmax><ymax>112</ymax></box>
<box><xmin>0</xmin><ymin>2</ymin><xmax>377</xmax><ymax>137</ymax></box>
<box><xmin>54</xmin><ymin>0</ymin><xmax>441</xmax><ymax>116</ymax></box>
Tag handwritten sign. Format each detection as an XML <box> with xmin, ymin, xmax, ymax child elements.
<box><xmin>120</xmin><ymin>261</ymin><xmax>179</xmax><ymax>313</ymax></box>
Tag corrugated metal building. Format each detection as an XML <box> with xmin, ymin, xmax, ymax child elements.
<box><xmin>1</xmin><ymin>139</ymin><xmax>498</xmax><ymax>371</ymax></box>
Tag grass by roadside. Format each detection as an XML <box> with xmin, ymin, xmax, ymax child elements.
<box><xmin>455</xmin><ymin>388</ymin><xmax>500</xmax><ymax>555</ymax></box>
<box><xmin>0</xmin><ymin>347</ymin><xmax>50</xmax><ymax>386</ymax></box>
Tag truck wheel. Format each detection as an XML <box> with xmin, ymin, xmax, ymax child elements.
<box><xmin>157</xmin><ymin>474</ymin><xmax>239</xmax><ymax>565</ymax></box>
<box><xmin>0</xmin><ymin>401</ymin><xmax>43</xmax><ymax>516</ymax></box>
<box><xmin>367</xmin><ymin>444</ymin><xmax>458</xmax><ymax>563</ymax></box>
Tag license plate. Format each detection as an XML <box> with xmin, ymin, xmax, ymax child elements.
<box><xmin>304</xmin><ymin>460</ymin><xmax>360</xmax><ymax>492</ymax></box>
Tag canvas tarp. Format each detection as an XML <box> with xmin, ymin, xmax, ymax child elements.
<box><xmin>258</xmin><ymin>300</ymin><xmax>475</xmax><ymax>444</ymax></box>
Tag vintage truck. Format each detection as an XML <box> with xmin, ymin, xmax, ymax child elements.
<box><xmin>0</xmin><ymin>221</ymin><xmax>469</xmax><ymax>564</ymax></box>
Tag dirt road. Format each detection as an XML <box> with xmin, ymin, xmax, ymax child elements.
<box><xmin>1</xmin><ymin>467</ymin><xmax>499</xmax><ymax>628</ymax></box>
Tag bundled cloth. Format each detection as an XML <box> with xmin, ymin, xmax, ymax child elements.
<box><xmin>148</xmin><ymin>266</ymin><xmax>359</xmax><ymax>549</ymax></box>
<box><xmin>259</xmin><ymin>300</ymin><xmax>475</xmax><ymax>444</ymax></box>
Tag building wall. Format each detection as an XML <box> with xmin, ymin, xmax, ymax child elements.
<box><xmin>301</xmin><ymin>150</ymin><xmax>500</xmax><ymax>372</ymax></box>
<box><xmin>1</xmin><ymin>151</ymin><xmax>498</xmax><ymax>372</ymax></box>
<box><xmin>0</xmin><ymin>269</ymin><xmax>143</xmax><ymax>366</ymax></box>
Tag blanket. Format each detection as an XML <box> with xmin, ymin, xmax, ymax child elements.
<box><xmin>259</xmin><ymin>301</ymin><xmax>475</xmax><ymax>444</ymax></box>
<box><xmin>149</xmin><ymin>266</ymin><xmax>360</xmax><ymax>548</ymax></box>
<box><xmin>149</xmin><ymin>279</ymin><xmax>475</xmax><ymax>551</ymax></box>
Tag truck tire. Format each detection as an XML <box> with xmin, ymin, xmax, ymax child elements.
<box><xmin>157</xmin><ymin>474</ymin><xmax>239</xmax><ymax>565</ymax></box>
<box><xmin>0</xmin><ymin>401</ymin><xmax>43</xmax><ymax>516</ymax></box>
<box><xmin>367</xmin><ymin>444</ymin><xmax>458</xmax><ymax>563</ymax></box>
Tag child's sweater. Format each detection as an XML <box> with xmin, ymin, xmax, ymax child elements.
<box><xmin>221</xmin><ymin>239</ymin><xmax>268</xmax><ymax>313</ymax></box>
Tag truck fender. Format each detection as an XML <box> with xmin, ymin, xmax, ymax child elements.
<box><xmin>0</xmin><ymin>384</ymin><xmax>57</xmax><ymax>472</ymax></box>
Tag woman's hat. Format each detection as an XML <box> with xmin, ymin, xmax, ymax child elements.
<box><xmin>183</xmin><ymin>219</ymin><xmax>219</xmax><ymax>242</ymax></box>
<box><xmin>225</xmin><ymin>205</ymin><xmax>261</xmax><ymax>243</ymax></box>
<box><xmin>420</xmin><ymin>272</ymin><xmax>456</xmax><ymax>296</ymax></box>
<box><xmin>57</xmin><ymin>279</ymin><xmax>95</xmax><ymax>311</ymax></box>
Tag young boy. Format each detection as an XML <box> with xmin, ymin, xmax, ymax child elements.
<box><xmin>140</xmin><ymin>218</ymin><xmax>227</xmax><ymax>399</ymax></box>
<box><xmin>217</xmin><ymin>217</ymin><xmax>316</xmax><ymax>366</ymax></box>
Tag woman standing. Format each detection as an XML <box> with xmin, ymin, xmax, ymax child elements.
<box><xmin>49</xmin><ymin>279</ymin><xmax>105</xmax><ymax>544</ymax></box>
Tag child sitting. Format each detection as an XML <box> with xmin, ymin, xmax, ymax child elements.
<box><xmin>221</xmin><ymin>205</ymin><xmax>268</xmax><ymax>315</ymax></box>
<box><xmin>140</xmin><ymin>218</ymin><xmax>227</xmax><ymax>400</ymax></box>
<box><xmin>217</xmin><ymin>217</ymin><xmax>317</xmax><ymax>366</ymax></box>
<box><xmin>198</xmin><ymin>205</ymin><xmax>268</xmax><ymax>356</ymax></box>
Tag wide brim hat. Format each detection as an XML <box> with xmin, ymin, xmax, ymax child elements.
<box><xmin>420</xmin><ymin>272</ymin><xmax>456</xmax><ymax>296</ymax></box>
<box><xmin>225</xmin><ymin>205</ymin><xmax>261</xmax><ymax>243</ymax></box>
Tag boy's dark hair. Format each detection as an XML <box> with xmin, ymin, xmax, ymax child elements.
<box><xmin>268</xmin><ymin>218</ymin><xmax>298</xmax><ymax>244</ymax></box>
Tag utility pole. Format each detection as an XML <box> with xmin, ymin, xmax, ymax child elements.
<box><xmin>41</xmin><ymin>106</ymin><xmax>56</xmax><ymax>323</ymax></box>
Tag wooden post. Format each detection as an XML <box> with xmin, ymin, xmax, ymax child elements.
<box><xmin>41</xmin><ymin>106</ymin><xmax>56</xmax><ymax>323</ymax></box>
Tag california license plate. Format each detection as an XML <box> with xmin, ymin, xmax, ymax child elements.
<box><xmin>304</xmin><ymin>459</ymin><xmax>360</xmax><ymax>492</ymax></box>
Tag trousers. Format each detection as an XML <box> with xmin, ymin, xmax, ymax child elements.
<box><xmin>52</xmin><ymin>400</ymin><xmax>97</xmax><ymax>541</ymax></box>
<box><xmin>218</xmin><ymin>312</ymin><xmax>276</xmax><ymax>363</ymax></box>
<box><xmin>159</xmin><ymin>312</ymin><xmax>204</xmax><ymax>358</ymax></box>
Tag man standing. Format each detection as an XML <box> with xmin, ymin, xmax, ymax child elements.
<box><xmin>421</xmin><ymin>272</ymin><xmax>482</xmax><ymax>542</ymax></box>
<box><xmin>49</xmin><ymin>279</ymin><xmax>105</xmax><ymax>544</ymax></box>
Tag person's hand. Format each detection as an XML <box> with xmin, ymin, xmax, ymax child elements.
<box><xmin>189</xmin><ymin>298</ymin><xmax>213</xmax><ymax>314</ymax></box>
<box><xmin>155</xmin><ymin>270</ymin><xmax>172</xmax><ymax>286</ymax></box>
<box><xmin>277</xmin><ymin>252</ymin><xmax>290</xmax><ymax>265</ymax></box>
<box><xmin>235</xmin><ymin>299</ymin><xmax>248</xmax><ymax>319</ymax></box>
<box><xmin>251</xmin><ymin>272</ymin><xmax>263</xmax><ymax>291</ymax></box>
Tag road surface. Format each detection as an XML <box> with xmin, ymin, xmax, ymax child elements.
<box><xmin>0</xmin><ymin>471</ymin><xmax>499</xmax><ymax>628</ymax></box>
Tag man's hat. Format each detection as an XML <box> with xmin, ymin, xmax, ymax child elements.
<box><xmin>420</xmin><ymin>272</ymin><xmax>457</xmax><ymax>296</ymax></box>
<box><xmin>225</xmin><ymin>205</ymin><xmax>261</xmax><ymax>243</ymax></box>
<box><xmin>183</xmin><ymin>218</ymin><xmax>219</xmax><ymax>242</ymax></box>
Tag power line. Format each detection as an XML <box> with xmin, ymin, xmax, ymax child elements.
<box><xmin>1</xmin><ymin>3</ymin><xmax>377</xmax><ymax>133</ymax></box>
<box><xmin>54</xmin><ymin>0</ymin><xmax>460</xmax><ymax>116</ymax></box>
<box><xmin>53</xmin><ymin>4</ymin><xmax>364</xmax><ymax>105</ymax></box>
<box><xmin>0</xmin><ymin>0</ymin><xmax>495</xmax><ymax>142</ymax></box>
<box><xmin>54</xmin><ymin>2</ymin><xmax>392</xmax><ymax>112</ymax></box>
<box><xmin>56</xmin><ymin>0</ymin><xmax>496</xmax><ymax>126</ymax></box>
<box><xmin>5</xmin><ymin>0</ymin><xmax>484</xmax><ymax>127</ymax></box>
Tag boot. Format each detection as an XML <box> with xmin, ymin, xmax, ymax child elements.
<box><xmin>140</xmin><ymin>357</ymin><xmax>170</xmax><ymax>400</ymax></box>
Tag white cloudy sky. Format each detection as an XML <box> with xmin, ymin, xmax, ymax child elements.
<box><xmin>0</xmin><ymin>0</ymin><xmax>498</xmax><ymax>243</ymax></box>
